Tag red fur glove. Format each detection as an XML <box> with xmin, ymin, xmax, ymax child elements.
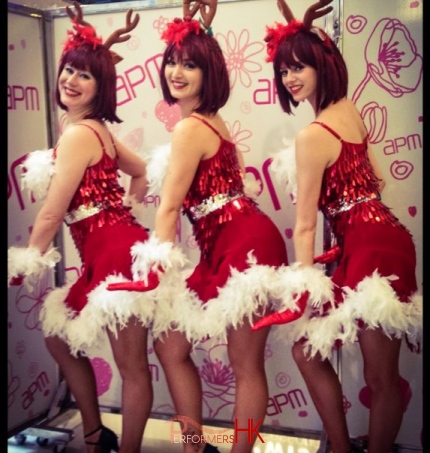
<box><xmin>251</xmin><ymin>291</ymin><xmax>309</xmax><ymax>331</ymax></box>
<box><xmin>9</xmin><ymin>275</ymin><xmax>24</xmax><ymax>286</ymax></box>
<box><xmin>313</xmin><ymin>245</ymin><xmax>341</xmax><ymax>264</ymax></box>
<box><xmin>107</xmin><ymin>268</ymin><xmax>162</xmax><ymax>292</ymax></box>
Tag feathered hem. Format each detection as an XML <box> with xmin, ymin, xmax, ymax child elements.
<box><xmin>119</xmin><ymin>236</ymin><xmax>306</xmax><ymax>344</ymax></box>
<box><xmin>40</xmin><ymin>274</ymin><xmax>157</xmax><ymax>357</ymax></box>
<box><xmin>156</xmin><ymin>259</ymin><xmax>301</xmax><ymax>345</ymax></box>
<box><xmin>277</xmin><ymin>270</ymin><xmax>422</xmax><ymax>360</ymax></box>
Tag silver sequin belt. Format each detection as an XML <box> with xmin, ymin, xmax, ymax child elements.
<box><xmin>64</xmin><ymin>202</ymin><xmax>105</xmax><ymax>225</ymax></box>
<box><xmin>188</xmin><ymin>193</ymin><xmax>244</xmax><ymax>221</ymax></box>
<box><xmin>325</xmin><ymin>192</ymin><xmax>381</xmax><ymax>217</ymax></box>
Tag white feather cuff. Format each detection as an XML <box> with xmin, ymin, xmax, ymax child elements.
<box><xmin>144</xmin><ymin>144</ymin><xmax>171</xmax><ymax>195</ymax></box>
<box><xmin>270</xmin><ymin>138</ymin><xmax>297</xmax><ymax>203</ymax></box>
<box><xmin>21</xmin><ymin>149</ymin><xmax>55</xmax><ymax>200</ymax></box>
<box><xmin>8</xmin><ymin>246</ymin><xmax>61</xmax><ymax>291</ymax></box>
<box><xmin>129</xmin><ymin>232</ymin><xmax>190</xmax><ymax>281</ymax></box>
<box><xmin>242</xmin><ymin>175</ymin><xmax>262</xmax><ymax>199</ymax></box>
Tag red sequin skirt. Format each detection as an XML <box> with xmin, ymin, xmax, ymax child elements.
<box><xmin>186</xmin><ymin>211</ymin><xmax>288</xmax><ymax>302</ymax></box>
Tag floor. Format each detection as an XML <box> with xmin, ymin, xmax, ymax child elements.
<box><xmin>7</xmin><ymin>408</ymin><xmax>324</xmax><ymax>452</ymax></box>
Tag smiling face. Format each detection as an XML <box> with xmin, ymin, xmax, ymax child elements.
<box><xmin>279</xmin><ymin>61</ymin><xmax>318</xmax><ymax>106</ymax></box>
<box><xmin>159</xmin><ymin>32</ymin><xmax>230</xmax><ymax>115</ymax></box>
<box><xmin>58</xmin><ymin>64</ymin><xmax>97</xmax><ymax>114</ymax></box>
<box><xmin>164</xmin><ymin>51</ymin><xmax>203</xmax><ymax>109</ymax></box>
<box><xmin>273</xmin><ymin>29</ymin><xmax>348</xmax><ymax>115</ymax></box>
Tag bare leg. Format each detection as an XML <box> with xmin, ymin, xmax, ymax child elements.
<box><xmin>358</xmin><ymin>328</ymin><xmax>402</xmax><ymax>453</ymax></box>
<box><xmin>154</xmin><ymin>331</ymin><xmax>204</xmax><ymax>453</ymax></box>
<box><xmin>44</xmin><ymin>336</ymin><xmax>102</xmax><ymax>453</ymax></box>
<box><xmin>291</xmin><ymin>342</ymin><xmax>351</xmax><ymax>453</ymax></box>
<box><xmin>108</xmin><ymin>317</ymin><xmax>153</xmax><ymax>453</ymax></box>
<box><xmin>226</xmin><ymin>319</ymin><xmax>270</xmax><ymax>453</ymax></box>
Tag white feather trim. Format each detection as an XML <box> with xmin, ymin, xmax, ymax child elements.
<box><xmin>150</xmin><ymin>252</ymin><xmax>292</xmax><ymax>345</ymax></box>
<box><xmin>40</xmin><ymin>274</ymin><xmax>158</xmax><ymax>357</ymax></box>
<box><xmin>270</xmin><ymin>138</ymin><xmax>297</xmax><ymax>203</ymax></box>
<box><xmin>242</xmin><ymin>176</ymin><xmax>262</xmax><ymax>199</ymax></box>
<box><xmin>143</xmin><ymin>144</ymin><xmax>171</xmax><ymax>195</ymax></box>
<box><xmin>8</xmin><ymin>247</ymin><xmax>61</xmax><ymax>291</ymax></box>
<box><xmin>271</xmin><ymin>263</ymin><xmax>335</xmax><ymax>311</ymax></box>
<box><xmin>21</xmin><ymin>149</ymin><xmax>55</xmax><ymax>200</ymax></box>
<box><xmin>274</xmin><ymin>269</ymin><xmax>422</xmax><ymax>360</ymax></box>
<box><xmin>340</xmin><ymin>271</ymin><xmax>423</xmax><ymax>348</ymax></box>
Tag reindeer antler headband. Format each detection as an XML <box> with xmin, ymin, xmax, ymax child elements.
<box><xmin>63</xmin><ymin>1</ymin><xmax>140</xmax><ymax>65</ymax></box>
<box><xmin>265</xmin><ymin>0</ymin><xmax>333</xmax><ymax>62</ymax></box>
<box><xmin>161</xmin><ymin>0</ymin><xmax>217</xmax><ymax>49</ymax></box>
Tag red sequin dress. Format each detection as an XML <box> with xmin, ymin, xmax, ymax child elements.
<box><xmin>286</xmin><ymin>121</ymin><xmax>421</xmax><ymax>356</ymax></box>
<box><xmin>317</xmin><ymin>121</ymin><xmax>417</xmax><ymax>302</ymax></box>
<box><xmin>38</xmin><ymin>124</ymin><xmax>154</xmax><ymax>356</ymax></box>
<box><xmin>172</xmin><ymin>115</ymin><xmax>289</xmax><ymax>340</ymax></box>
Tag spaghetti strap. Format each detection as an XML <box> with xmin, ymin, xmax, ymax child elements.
<box><xmin>312</xmin><ymin>121</ymin><xmax>342</xmax><ymax>141</ymax></box>
<box><xmin>108</xmin><ymin>133</ymin><xmax>119</xmax><ymax>159</ymax></box>
<box><xmin>53</xmin><ymin>123</ymin><xmax>116</xmax><ymax>160</ymax></box>
<box><xmin>77</xmin><ymin>123</ymin><xmax>118</xmax><ymax>158</ymax></box>
<box><xmin>190</xmin><ymin>114</ymin><xmax>223</xmax><ymax>140</ymax></box>
<box><xmin>75</xmin><ymin>123</ymin><xmax>107</xmax><ymax>151</ymax></box>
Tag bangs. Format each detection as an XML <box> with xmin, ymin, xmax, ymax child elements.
<box><xmin>61</xmin><ymin>49</ymin><xmax>91</xmax><ymax>71</ymax></box>
<box><xmin>275</xmin><ymin>33</ymin><xmax>317</xmax><ymax>71</ymax></box>
<box><xmin>276</xmin><ymin>41</ymin><xmax>302</xmax><ymax>68</ymax></box>
<box><xmin>169</xmin><ymin>38</ymin><xmax>207</xmax><ymax>70</ymax></box>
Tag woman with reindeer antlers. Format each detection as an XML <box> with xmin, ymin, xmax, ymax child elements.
<box><xmin>8</xmin><ymin>3</ymin><xmax>154</xmax><ymax>452</ymax></box>
<box><xmin>107</xmin><ymin>0</ymin><xmax>293</xmax><ymax>452</ymax></box>
<box><xmin>252</xmin><ymin>1</ymin><xmax>422</xmax><ymax>452</ymax></box>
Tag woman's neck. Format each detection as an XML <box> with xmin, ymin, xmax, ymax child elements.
<box><xmin>179</xmin><ymin>98</ymin><xmax>201</xmax><ymax>119</ymax></box>
<box><xmin>65</xmin><ymin>105</ymin><xmax>93</xmax><ymax>125</ymax></box>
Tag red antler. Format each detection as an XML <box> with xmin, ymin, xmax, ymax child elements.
<box><xmin>199</xmin><ymin>0</ymin><xmax>217</xmax><ymax>30</ymax></box>
<box><xmin>103</xmin><ymin>9</ymin><xmax>140</xmax><ymax>50</ymax></box>
<box><xmin>183</xmin><ymin>0</ymin><xmax>217</xmax><ymax>29</ymax></box>
<box><xmin>276</xmin><ymin>0</ymin><xmax>295</xmax><ymax>23</ymax></box>
<box><xmin>303</xmin><ymin>0</ymin><xmax>333</xmax><ymax>29</ymax></box>
<box><xmin>183</xmin><ymin>0</ymin><xmax>201</xmax><ymax>19</ymax></box>
<box><xmin>66</xmin><ymin>1</ymin><xmax>92</xmax><ymax>28</ymax></box>
<box><xmin>276</xmin><ymin>0</ymin><xmax>333</xmax><ymax>29</ymax></box>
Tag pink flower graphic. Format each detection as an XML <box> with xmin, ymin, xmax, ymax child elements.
<box><xmin>225</xmin><ymin>120</ymin><xmax>252</xmax><ymax>154</ymax></box>
<box><xmin>342</xmin><ymin>394</ymin><xmax>352</xmax><ymax>414</ymax></box>
<box><xmin>216</xmin><ymin>29</ymin><xmax>265</xmax><ymax>88</ymax></box>
<box><xmin>8</xmin><ymin>360</ymin><xmax>20</xmax><ymax>408</ymax></box>
<box><xmin>358</xmin><ymin>375</ymin><xmax>412</xmax><ymax>412</ymax></box>
<box><xmin>15</xmin><ymin>274</ymin><xmax>53</xmax><ymax>331</ymax></box>
<box><xmin>91</xmin><ymin>357</ymin><xmax>113</xmax><ymax>396</ymax></box>
<box><xmin>155</xmin><ymin>100</ymin><xmax>181</xmax><ymax>132</ymax></box>
<box><xmin>351</xmin><ymin>18</ymin><xmax>423</xmax><ymax>103</ymax></box>
<box><xmin>360</xmin><ymin>101</ymin><xmax>387</xmax><ymax>144</ymax></box>
<box><xmin>121</xmin><ymin>127</ymin><xmax>144</xmax><ymax>152</ymax></box>
<box><xmin>195</xmin><ymin>343</ymin><xmax>236</xmax><ymax>418</ymax></box>
<box><xmin>153</xmin><ymin>15</ymin><xmax>169</xmax><ymax>35</ymax></box>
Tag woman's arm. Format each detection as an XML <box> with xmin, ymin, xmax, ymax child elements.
<box><xmin>114</xmin><ymin>138</ymin><xmax>149</xmax><ymax>202</ymax></box>
<box><xmin>27</xmin><ymin>126</ymin><xmax>95</xmax><ymax>253</ymax></box>
<box><xmin>293</xmin><ymin>126</ymin><xmax>332</xmax><ymax>266</ymax></box>
<box><xmin>154</xmin><ymin>119</ymin><xmax>205</xmax><ymax>243</ymax></box>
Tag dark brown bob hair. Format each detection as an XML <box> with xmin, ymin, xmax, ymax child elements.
<box><xmin>55</xmin><ymin>43</ymin><xmax>122</xmax><ymax>123</ymax></box>
<box><xmin>159</xmin><ymin>31</ymin><xmax>230</xmax><ymax>114</ymax></box>
<box><xmin>273</xmin><ymin>28</ymin><xmax>348</xmax><ymax>114</ymax></box>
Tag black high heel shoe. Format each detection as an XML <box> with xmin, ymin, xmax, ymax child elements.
<box><xmin>84</xmin><ymin>424</ymin><xmax>119</xmax><ymax>452</ymax></box>
<box><xmin>203</xmin><ymin>444</ymin><xmax>220</xmax><ymax>453</ymax></box>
